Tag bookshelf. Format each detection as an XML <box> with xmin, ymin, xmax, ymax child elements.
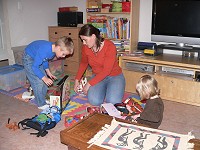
<box><xmin>86</xmin><ymin>0</ymin><xmax>140</xmax><ymax>55</ymax></box>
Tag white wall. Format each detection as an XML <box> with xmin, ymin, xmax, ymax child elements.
<box><xmin>138</xmin><ymin>0</ymin><xmax>152</xmax><ymax>42</ymax></box>
<box><xmin>1</xmin><ymin>0</ymin><xmax>182</xmax><ymax>63</ymax></box>
<box><xmin>0</xmin><ymin>0</ymin><xmax>9</xmax><ymax>60</ymax></box>
<box><xmin>7</xmin><ymin>0</ymin><xmax>59</xmax><ymax>46</ymax></box>
<box><xmin>1</xmin><ymin>0</ymin><xmax>59</xmax><ymax>63</ymax></box>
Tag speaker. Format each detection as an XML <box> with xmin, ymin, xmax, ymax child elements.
<box><xmin>57</xmin><ymin>12</ymin><xmax>83</xmax><ymax>27</ymax></box>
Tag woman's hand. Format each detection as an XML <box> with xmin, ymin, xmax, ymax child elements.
<box><xmin>42</xmin><ymin>76</ymin><xmax>53</xmax><ymax>86</ymax></box>
<box><xmin>74</xmin><ymin>79</ymin><xmax>80</xmax><ymax>94</ymax></box>
<box><xmin>46</xmin><ymin>69</ymin><xmax>57</xmax><ymax>80</ymax></box>
<box><xmin>83</xmin><ymin>82</ymin><xmax>91</xmax><ymax>95</ymax></box>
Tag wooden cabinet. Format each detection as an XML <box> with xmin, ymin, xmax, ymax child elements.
<box><xmin>86</xmin><ymin>0</ymin><xmax>140</xmax><ymax>54</ymax></box>
<box><xmin>119</xmin><ymin>54</ymin><xmax>200</xmax><ymax>106</ymax></box>
<box><xmin>48</xmin><ymin>26</ymin><xmax>82</xmax><ymax>75</ymax></box>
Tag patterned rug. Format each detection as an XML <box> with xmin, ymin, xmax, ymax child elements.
<box><xmin>0</xmin><ymin>77</ymin><xmax>140</xmax><ymax>114</ymax></box>
<box><xmin>0</xmin><ymin>84</ymin><xmax>30</xmax><ymax>102</ymax></box>
<box><xmin>0</xmin><ymin>73</ymin><xmax>142</xmax><ymax>127</ymax></box>
<box><xmin>88</xmin><ymin>119</ymin><xmax>195</xmax><ymax>150</ymax></box>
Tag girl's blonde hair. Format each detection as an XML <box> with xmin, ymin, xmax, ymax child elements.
<box><xmin>136</xmin><ymin>75</ymin><xmax>160</xmax><ymax>100</ymax></box>
<box><xmin>55</xmin><ymin>36</ymin><xmax>74</xmax><ymax>54</ymax></box>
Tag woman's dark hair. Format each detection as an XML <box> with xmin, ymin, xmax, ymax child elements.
<box><xmin>79</xmin><ymin>24</ymin><xmax>104</xmax><ymax>50</ymax></box>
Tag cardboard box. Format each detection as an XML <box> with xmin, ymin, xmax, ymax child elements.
<box><xmin>59</xmin><ymin>7</ymin><xmax>78</xmax><ymax>12</ymax></box>
<box><xmin>0</xmin><ymin>64</ymin><xmax>26</xmax><ymax>91</ymax></box>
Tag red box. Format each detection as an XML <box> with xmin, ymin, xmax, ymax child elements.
<box><xmin>59</xmin><ymin>7</ymin><xmax>78</xmax><ymax>12</ymax></box>
<box><xmin>122</xmin><ymin>2</ymin><xmax>131</xmax><ymax>12</ymax></box>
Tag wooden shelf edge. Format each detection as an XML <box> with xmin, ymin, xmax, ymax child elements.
<box><xmin>87</xmin><ymin>12</ymin><xmax>130</xmax><ymax>14</ymax></box>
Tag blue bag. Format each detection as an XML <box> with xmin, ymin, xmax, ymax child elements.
<box><xmin>18</xmin><ymin>106</ymin><xmax>61</xmax><ymax>137</ymax></box>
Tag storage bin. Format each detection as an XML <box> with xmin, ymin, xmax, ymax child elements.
<box><xmin>0</xmin><ymin>64</ymin><xmax>26</xmax><ymax>91</ymax></box>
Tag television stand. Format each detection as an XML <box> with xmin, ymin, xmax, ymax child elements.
<box><xmin>156</xmin><ymin>44</ymin><xmax>200</xmax><ymax>60</ymax></box>
<box><xmin>119</xmin><ymin>53</ymin><xmax>200</xmax><ymax>106</ymax></box>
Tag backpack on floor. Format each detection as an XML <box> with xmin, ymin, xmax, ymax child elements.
<box><xmin>18</xmin><ymin>106</ymin><xmax>61</xmax><ymax>137</ymax></box>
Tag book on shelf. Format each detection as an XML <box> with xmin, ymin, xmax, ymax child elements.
<box><xmin>87</xmin><ymin>19</ymin><xmax>106</xmax><ymax>23</ymax></box>
<box><xmin>122</xmin><ymin>18</ymin><xmax>128</xmax><ymax>39</ymax></box>
<box><xmin>117</xmin><ymin>18</ymin><xmax>123</xmax><ymax>39</ymax></box>
<box><xmin>87</xmin><ymin>15</ymin><xmax>107</xmax><ymax>20</ymax></box>
<box><xmin>112</xmin><ymin>40</ymin><xmax>126</xmax><ymax>52</ymax></box>
<box><xmin>106</xmin><ymin>17</ymin><xmax>112</xmax><ymax>38</ymax></box>
<box><xmin>124</xmin><ymin>40</ymin><xmax>130</xmax><ymax>51</ymax></box>
<box><xmin>86</xmin><ymin>8</ymin><xmax>101</xmax><ymax>12</ymax></box>
<box><xmin>126</xmin><ymin>20</ymin><xmax>130</xmax><ymax>39</ymax></box>
<box><xmin>99</xmin><ymin>27</ymin><xmax>107</xmax><ymax>38</ymax></box>
<box><xmin>90</xmin><ymin>22</ymin><xmax>106</xmax><ymax>28</ymax></box>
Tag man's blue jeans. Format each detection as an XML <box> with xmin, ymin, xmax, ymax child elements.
<box><xmin>22</xmin><ymin>52</ymin><xmax>48</xmax><ymax>107</ymax></box>
<box><xmin>88</xmin><ymin>73</ymin><xmax>126</xmax><ymax>106</ymax></box>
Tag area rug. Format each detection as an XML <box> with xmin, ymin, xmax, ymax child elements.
<box><xmin>0</xmin><ymin>74</ymin><xmax>140</xmax><ymax>117</ymax></box>
<box><xmin>88</xmin><ymin>119</ymin><xmax>195</xmax><ymax>150</ymax></box>
<box><xmin>0</xmin><ymin>84</ymin><xmax>30</xmax><ymax>102</ymax></box>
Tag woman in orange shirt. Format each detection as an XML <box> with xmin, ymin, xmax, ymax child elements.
<box><xmin>74</xmin><ymin>24</ymin><xmax>125</xmax><ymax>106</ymax></box>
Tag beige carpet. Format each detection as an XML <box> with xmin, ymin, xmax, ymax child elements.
<box><xmin>0</xmin><ymin>93</ymin><xmax>68</xmax><ymax>150</ymax></box>
<box><xmin>0</xmin><ymin>92</ymin><xmax>200</xmax><ymax>150</ymax></box>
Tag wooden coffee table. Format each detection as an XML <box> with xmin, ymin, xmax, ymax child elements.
<box><xmin>60</xmin><ymin>113</ymin><xmax>200</xmax><ymax>150</ymax></box>
<box><xmin>60</xmin><ymin>113</ymin><xmax>136</xmax><ymax>150</ymax></box>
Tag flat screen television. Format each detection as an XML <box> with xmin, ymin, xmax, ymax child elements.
<box><xmin>151</xmin><ymin>0</ymin><xmax>200</xmax><ymax>47</ymax></box>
